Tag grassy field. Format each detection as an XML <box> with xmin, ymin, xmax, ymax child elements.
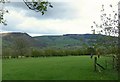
<box><xmin>2</xmin><ymin>56</ymin><xmax>118</xmax><ymax>80</ymax></box>
<box><xmin>0</xmin><ymin>59</ymin><xmax>2</xmax><ymax>81</ymax></box>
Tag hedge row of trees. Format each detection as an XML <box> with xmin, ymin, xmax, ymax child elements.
<box><xmin>2</xmin><ymin>46</ymin><xmax>118</xmax><ymax>59</ymax></box>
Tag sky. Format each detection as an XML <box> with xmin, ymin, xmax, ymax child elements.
<box><xmin>0</xmin><ymin>0</ymin><xmax>119</xmax><ymax>36</ymax></box>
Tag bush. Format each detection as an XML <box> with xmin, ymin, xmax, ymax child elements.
<box><xmin>31</xmin><ymin>49</ymin><xmax>44</xmax><ymax>57</ymax></box>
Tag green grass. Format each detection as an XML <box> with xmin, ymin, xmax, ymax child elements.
<box><xmin>0</xmin><ymin>59</ymin><xmax>2</xmax><ymax>81</ymax></box>
<box><xmin>2</xmin><ymin>56</ymin><xmax>118</xmax><ymax>80</ymax></box>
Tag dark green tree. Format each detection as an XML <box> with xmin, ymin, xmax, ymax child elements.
<box><xmin>91</xmin><ymin>4</ymin><xmax>118</xmax><ymax>54</ymax></box>
<box><xmin>23</xmin><ymin>0</ymin><xmax>53</xmax><ymax>15</ymax></box>
<box><xmin>91</xmin><ymin>2</ymin><xmax>120</xmax><ymax>72</ymax></box>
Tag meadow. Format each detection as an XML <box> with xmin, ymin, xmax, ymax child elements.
<box><xmin>2</xmin><ymin>56</ymin><xmax>118</xmax><ymax>80</ymax></box>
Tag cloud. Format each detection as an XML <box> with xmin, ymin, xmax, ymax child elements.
<box><xmin>2</xmin><ymin>0</ymin><xmax>119</xmax><ymax>36</ymax></box>
<box><xmin>3</xmin><ymin>9</ymin><xmax>92</xmax><ymax>35</ymax></box>
<box><xmin>5</xmin><ymin>1</ymin><xmax>79</xmax><ymax>20</ymax></box>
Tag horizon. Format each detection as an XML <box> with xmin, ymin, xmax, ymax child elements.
<box><xmin>0</xmin><ymin>31</ymin><xmax>94</xmax><ymax>37</ymax></box>
<box><xmin>1</xmin><ymin>31</ymin><xmax>115</xmax><ymax>38</ymax></box>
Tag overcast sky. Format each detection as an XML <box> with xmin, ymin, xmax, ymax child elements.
<box><xmin>1</xmin><ymin>0</ymin><xmax>119</xmax><ymax>36</ymax></box>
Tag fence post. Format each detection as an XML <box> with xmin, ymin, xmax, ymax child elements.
<box><xmin>94</xmin><ymin>57</ymin><xmax>97</xmax><ymax>71</ymax></box>
<box><xmin>105</xmin><ymin>60</ymin><xmax>107</xmax><ymax>69</ymax></box>
<box><xmin>113</xmin><ymin>56</ymin><xmax>115</xmax><ymax>69</ymax></box>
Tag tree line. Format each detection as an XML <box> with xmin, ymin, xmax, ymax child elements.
<box><xmin>2</xmin><ymin>46</ymin><xmax>118</xmax><ymax>59</ymax></box>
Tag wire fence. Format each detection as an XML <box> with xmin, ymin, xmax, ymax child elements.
<box><xmin>94</xmin><ymin>55</ymin><xmax>117</xmax><ymax>72</ymax></box>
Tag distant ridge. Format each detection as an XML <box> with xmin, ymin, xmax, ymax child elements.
<box><xmin>2</xmin><ymin>32</ymin><xmax>117</xmax><ymax>49</ymax></box>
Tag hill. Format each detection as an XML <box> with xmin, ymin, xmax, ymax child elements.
<box><xmin>33</xmin><ymin>34</ymin><xmax>117</xmax><ymax>49</ymax></box>
<box><xmin>1</xmin><ymin>32</ymin><xmax>117</xmax><ymax>49</ymax></box>
<box><xmin>1</xmin><ymin>32</ymin><xmax>47</xmax><ymax>48</ymax></box>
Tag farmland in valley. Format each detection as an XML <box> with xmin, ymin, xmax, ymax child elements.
<box><xmin>2</xmin><ymin>56</ymin><xmax>118</xmax><ymax>80</ymax></box>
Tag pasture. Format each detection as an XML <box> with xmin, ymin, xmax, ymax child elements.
<box><xmin>2</xmin><ymin>56</ymin><xmax>118</xmax><ymax>80</ymax></box>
